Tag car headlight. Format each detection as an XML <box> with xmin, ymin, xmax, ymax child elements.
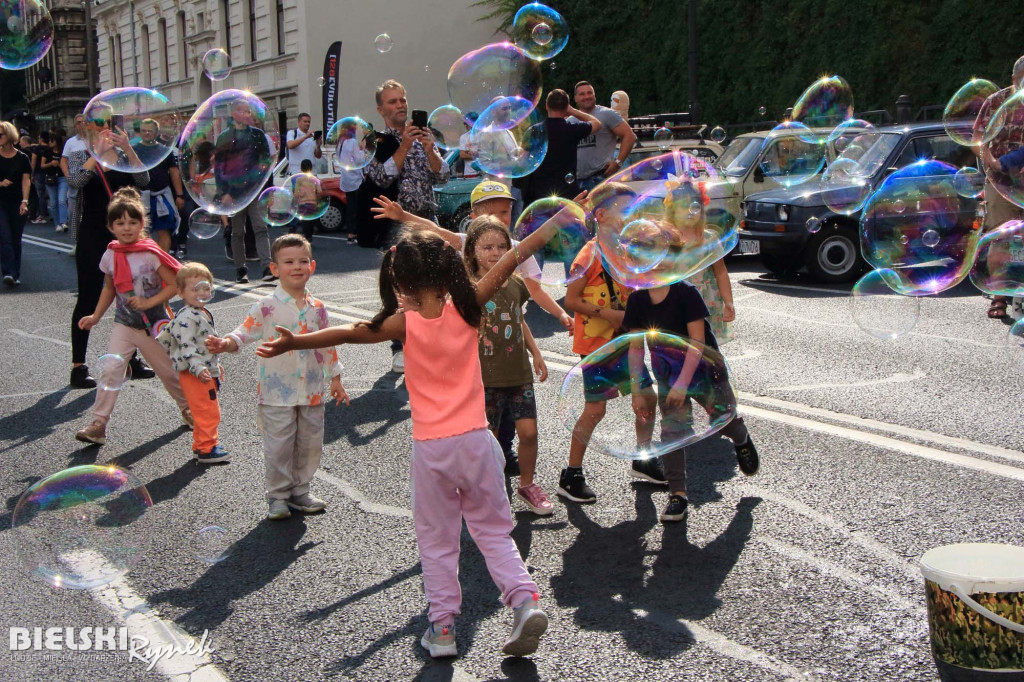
<box><xmin>777</xmin><ymin>204</ymin><xmax>789</xmax><ymax>222</ymax></box>
<box><xmin>742</xmin><ymin>202</ymin><xmax>750</xmax><ymax>218</ymax></box>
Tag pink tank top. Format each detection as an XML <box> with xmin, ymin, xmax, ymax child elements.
<box><xmin>404</xmin><ymin>299</ymin><xmax>488</xmax><ymax>441</ymax></box>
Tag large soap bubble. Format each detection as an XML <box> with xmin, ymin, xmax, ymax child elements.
<box><xmin>511</xmin><ymin>3</ymin><xmax>568</xmax><ymax>61</ymax></box>
<box><xmin>952</xmin><ymin>166</ymin><xmax>985</xmax><ymax>199</ymax></box>
<box><xmin>821</xmin><ymin>156</ymin><xmax>874</xmax><ymax>215</ymax></box>
<box><xmin>981</xmin><ymin>89</ymin><xmax>1024</xmax><ymax>210</ymax></box>
<box><xmin>178</xmin><ymin>90</ymin><xmax>279</xmax><ymax>216</ymax></box>
<box><xmin>557</xmin><ymin>332</ymin><xmax>738</xmax><ymax>461</ymax></box>
<box><xmin>201</xmin><ymin>48</ymin><xmax>231</xmax><ymax>81</ymax></box>
<box><xmin>326</xmin><ymin>116</ymin><xmax>375</xmax><ymax>171</ymax></box>
<box><xmin>469</xmin><ymin>96</ymin><xmax>547</xmax><ymax>179</ymax></box>
<box><xmin>427</xmin><ymin>105</ymin><xmax>466</xmax><ymax>151</ymax></box>
<box><xmin>970</xmin><ymin>219</ymin><xmax>1024</xmax><ymax>296</ymax></box>
<box><xmin>943</xmin><ymin>78</ymin><xmax>1000</xmax><ymax>146</ymax></box>
<box><xmin>447</xmin><ymin>43</ymin><xmax>543</xmax><ymax>124</ymax></box>
<box><xmin>11</xmin><ymin>465</ymin><xmax>153</xmax><ymax>589</ymax></box>
<box><xmin>0</xmin><ymin>0</ymin><xmax>52</xmax><ymax>69</ymax></box>
<box><xmin>758</xmin><ymin>122</ymin><xmax>827</xmax><ymax>188</ymax></box>
<box><xmin>512</xmin><ymin>196</ymin><xmax>594</xmax><ymax>287</ymax></box>
<box><xmin>791</xmin><ymin>75</ymin><xmax>854</xmax><ymax>128</ymax></box>
<box><xmin>257</xmin><ymin>186</ymin><xmax>295</xmax><ymax>227</ymax></box>
<box><xmin>95</xmin><ymin>353</ymin><xmax>131</xmax><ymax>391</ymax></box>
<box><xmin>286</xmin><ymin>173</ymin><xmax>328</xmax><ymax>221</ymax></box>
<box><xmin>859</xmin><ymin>160</ymin><xmax>980</xmax><ymax>295</ymax></box>
<box><xmin>849</xmin><ymin>269</ymin><xmax>920</xmax><ymax>340</ymax></box>
<box><xmin>189</xmin><ymin>208</ymin><xmax>222</xmax><ymax>239</ymax></box>
<box><xmin>83</xmin><ymin>88</ymin><xmax>181</xmax><ymax>173</ymax></box>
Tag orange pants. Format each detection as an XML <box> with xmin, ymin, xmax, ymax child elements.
<box><xmin>178</xmin><ymin>371</ymin><xmax>221</xmax><ymax>453</ymax></box>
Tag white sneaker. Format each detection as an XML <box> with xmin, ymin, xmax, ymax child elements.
<box><xmin>502</xmin><ymin>593</ymin><xmax>547</xmax><ymax>657</ymax></box>
<box><xmin>391</xmin><ymin>350</ymin><xmax>405</xmax><ymax>373</ymax></box>
<box><xmin>420</xmin><ymin>623</ymin><xmax>457</xmax><ymax>658</ymax></box>
<box><xmin>54</xmin><ymin>223</ymin><xmax>63</xmax><ymax>233</ymax></box>
<box><xmin>267</xmin><ymin>499</ymin><xmax>291</xmax><ymax>520</ymax></box>
<box><xmin>287</xmin><ymin>493</ymin><xmax>326</xmax><ymax>513</ymax></box>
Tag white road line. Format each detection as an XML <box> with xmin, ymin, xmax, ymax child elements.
<box><xmin>737</xmin><ymin>278</ymin><xmax>851</xmax><ymax>295</ymax></box>
<box><xmin>10</xmin><ymin>328</ymin><xmax>72</xmax><ymax>347</ymax></box>
<box><xmin>23</xmin><ymin>235</ymin><xmax>73</xmax><ymax>253</ymax></box>
<box><xmin>768</xmin><ymin>369</ymin><xmax>926</xmax><ymax>392</ymax></box>
<box><xmin>723</xmin><ymin>349</ymin><xmax>762</xmax><ymax>363</ymax></box>
<box><xmin>314</xmin><ymin>470</ymin><xmax>413</xmax><ymax>519</ymax></box>
<box><xmin>732</xmin><ymin>290</ymin><xmax>766</xmax><ymax>303</ymax></box>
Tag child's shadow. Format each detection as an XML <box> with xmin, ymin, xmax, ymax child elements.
<box><xmin>0</xmin><ymin>389</ymin><xmax>95</xmax><ymax>454</ymax></box>
<box><xmin>323</xmin><ymin>373</ymin><xmax>410</xmax><ymax>448</ymax></box>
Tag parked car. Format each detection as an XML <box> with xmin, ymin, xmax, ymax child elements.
<box><xmin>738</xmin><ymin>121</ymin><xmax>978</xmax><ymax>282</ymax></box>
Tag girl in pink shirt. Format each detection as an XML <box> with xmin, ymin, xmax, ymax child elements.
<box><xmin>256</xmin><ymin>218</ymin><xmax>566</xmax><ymax>660</ymax></box>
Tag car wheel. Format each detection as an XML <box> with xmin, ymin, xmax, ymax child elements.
<box><xmin>316</xmin><ymin>198</ymin><xmax>344</xmax><ymax>233</ymax></box>
<box><xmin>453</xmin><ymin>205</ymin><xmax>472</xmax><ymax>233</ymax></box>
<box><xmin>804</xmin><ymin>223</ymin><xmax>863</xmax><ymax>283</ymax></box>
<box><xmin>761</xmin><ymin>249</ymin><xmax>801</xmax><ymax>277</ymax></box>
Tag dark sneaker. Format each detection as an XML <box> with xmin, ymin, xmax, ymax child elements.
<box><xmin>504</xmin><ymin>452</ymin><xmax>520</xmax><ymax>477</ymax></box>
<box><xmin>630</xmin><ymin>457</ymin><xmax>668</xmax><ymax>485</ymax></box>
<box><xmin>660</xmin><ymin>495</ymin><xmax>689</xmax><ymax>523</ymax></box>
<box><xmin>2</xmin><ymin>275</ymin><xmax>13</xmax><ymax>286</ymax></box>
<box><xmin>235</xmin><ymin>266</ymin><xmax>249</xmax><ymax>284</ymax></box>
<box><xmin>261</xmin><ymin>267</ymin><xmax>278</xmax><ymax>283</ymax></box>
<box><xmin>735</xmin><ymin>438</ymin><xmax>760</xmax><ymax>476</ymax></box>
<box><xmin>245</xmin><ymin>250</ymin><xmax>259</xmax><ymax>262</ymax></box>
<box><xmin>128</xmin><ymin>354</ymin><xmax>155</xmax><ymax>379</ymax></box>
<box><xmin>195</xmin><ymin>444</ymin><xmax>231</xmax><ymax>464</ymax></box>
<box><xmin>557</xmin><ymin>467</ymin><xmax>596</xmax><ymax>503</ymax></box>
<box><xmin>69</xmin><ymin>365</ymin><xmax>97</xmax><ymax>389</ymax></box>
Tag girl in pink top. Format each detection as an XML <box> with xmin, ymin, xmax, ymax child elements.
<box><xmin>256</xmin><ymin>218</ymin><xmax>567</xmax><ymax>660</ymax></box>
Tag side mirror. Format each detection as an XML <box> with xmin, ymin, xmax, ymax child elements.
<box><xmin>753</xmin><ymin>166</ymin><xmax>765</xmax><ymax>183</ymax></box>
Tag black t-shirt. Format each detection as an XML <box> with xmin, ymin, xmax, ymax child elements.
<box><xmin>29</xmin><ymin>144</ymin><xmax>48</xmax><ymax>173</ymax></box>
<box><xmin>524</xmin><ymin>117</ymin><xmax>592</xmax><ymax>200</ymax></box>
<box><xmin>80</xmin><ymin>169</ymin><xmax>139</xmax><ymax>245</ymax></box>
<box><xmin>140</xmin><ymin>149</ymin><xmax>178</xmax><ymax>192</ymax></box>
<box><xmin>40</xmin><ymin>147</ymin><xmax>61</xmax><ymax>178</ymax></box>
<box><xmin>623</xmin><ymin>281</ymin><xmax>718</xmax><ymax>350</ymax></box>
<box><xmin>0</xmin><ymin>151</ymin><xmax>31</xmax><ymax>206</ymax></box>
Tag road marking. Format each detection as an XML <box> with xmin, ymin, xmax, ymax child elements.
<box><xmin>315</xmin><ymin>469</ymin><xmax>413</xmax><ymax>519</ymax></box>
<box><xmin>737</xmin><ymin>278</ymin><xmax>850</xmax><ymax>295</ymax></box>
<box><xmin>23</xmin><ymin>234</ymin><xmax>73</xmax><ymax>253</ymax></box>
<box><xmin>10</xmin><ymin>328</ymin><xmax>72</xmax><ymax>347</ymax></box>
<box><xmin>732</xmin><ymin>290</ymin><xmax>766</xmax><ymax>303</ymax></box>
<box><xmin>768</xmin><ymin>369</ymin><xmax>926</xmax><ymax>392</ymax></box>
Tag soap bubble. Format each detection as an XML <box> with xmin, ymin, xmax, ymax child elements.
<box><xmin>617</xmin><ymin>219</ymin><xmax>668</xmax><ymax>273</ymax></box>
<box><xmin>953</xmin><ymin>166</ymin><xmax>985</xmax><ymax>199</ymax></box>
<box><xmin>257</xmin><ymin>186</ymin><xmax>295</xmax><ymax>227</ymax></box>
<box><xmin>83</xmin><ymin>88</ymin><xmax>181</xmax><ymax>173</ymax></box>
<box><xmin>512</xmin><ymin>196</ymin><xmax>594</xmax><ymax>287</ymax></box>
<box><xmin>178</xmin><ymin>90</ymin><xmax>279</xmax><ymax>216</ymax></box>
<box><xmin>469</xmin><ymin>95</ymin><xmax>547</xmax><ymax>179</ymax></box>
<box><xmin>427</xmin><ymin>105</ymin><xmax>466</xmax><ymax>151</ymax></box>
<box><xmin>424</xmin><ymin>64</ymin><xmax>429</xmax><ymax>72</ymax></box>
<box><xmin>326</xmin><ymin>116</ymin><xmax>376</xmax><ymax>171</ymax></box>
<box><xmin>981</xmin><ymin>89</ymin><xmax>1024</xmax><ymax>210</ymax></box>
<box><xmin>193</xmin><ymin>280</ymin><xmax>214</xmax><ymax>304</ymax></box>
<box><xmin>791</xmin><ymin>75</ymin><xmax>854</xmax><ymax>128</ymax></box>
<box><xmin>557</xmin><ymin>332</ymin><xmax>738</xmax><ymax>460</ymax></box>
<box><xmin>654</xmin><ymin>127</ymin><xmax>672</xmax><ymax>150</ymax></box>
<box><xmin>943</xmin><ymin>78</ymin><xmax>999</xmax><ymax>146</ymax></box>
<box><xmin>806</xmin><ymin>216</ymin><xmax>822</xmax><ymax>234</ymax></box>
<box><xmin>95</xmin><ymin>354</ymin><xmax>131</xmax><ymax>391</ymax></box>
<box><xmin>849</xmin><ymin>269</ymin><xmax>920</xmax><ymax>340</ymax></box>
<box><xmin>194</xmin><ymin>526</ymin><xmax>231</xmax><ymax>564</ymax></box>
<box><xmin>709</xmin><ymin>126</ymin><xmax>726</xmax><ymax>144</ymax></box>
<box><xmin>564</xmin><ymin>172</ymin><xmax>575</xmax><ymax>184</ymax></box>
<box><xmin>316</xmin><ymin>76</ymin><xmax>325</xmax><ymax>87</ymax></box>
<box><xmin>859</xmin><ymin>159</ymin><xmax>980</xmax><ymax>295</ymax></box>
<box><xmin>447</xmin><ymin>43</ymin><xmax>542</xmax><ymax>126</ymax></box>
<box><xmin>374</xmin><ymin>33</ymin><xmax>393</xmax><ymax>53</ymax></box>
<box><xmin>970</xmin><ymin>220</ymin><xmax>1024</xmax><ymax>296</ymax></box>
<box><xmin>11</xmin><ymin>465</ymin><xmax>153</xmax><ymax>589</ymax></box>
<box><xmin>188</xmin><ymin>208</ymin><xmax>222</xmax><ymax>239</ymax></box>
<box><xmin>758</xmin><ymin>122</ymin><xmax>827</xmax><ymax>188</ymax></box>
<box><xmin>1006</xmin><ymin>319</ymin><xmax>1024</xmax><ymax>368</ymax></box>
<box><xmin>511</xmin><ymin>3</ymin><xmax>568</xmax><ymax>60</ymax></box>
<box><xmin>286</xmin><ymin>173</ymin><xmax>328</xmax><ymax>221</ymax></box>
<box><xmin>0</xmin><ymin>0</ymin><xmax>52</xmax><ymax>69</ymax></box>
<box><xmin>758</xmin><ymin>105</ymin><xmax>767</xmax><ymax>116</ymax></box>
<box><xmin>201</xmin><ymin>48</ymin><xmax>231</xmax><ymax>80</ymax></box>
<box><xmin>821</xmin><ymin>156</ymin><xmax>873</xmax><ymax>215</ymax></box>
<box><xmin>827</xmin><ymin>118</ymin><xmax>876</xmax><ymax>154</ymax></box>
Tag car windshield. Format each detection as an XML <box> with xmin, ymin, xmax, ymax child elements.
<box><xmin>835</xmin><ymin>132</ymin><xmax>902</xmax><ymax>177</ymax></box>
<box><xmin>716</xmin><ymin>138</ymin><xmax>762</xmax><ymax>177</ymax></box>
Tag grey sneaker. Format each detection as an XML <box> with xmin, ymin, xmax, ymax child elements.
<box><xmin>267</xmin><ymin>498</ymin><xmax>292</xmax><ymax>520</ymax></box>
<box><xmin>420</xmin><ymin>623</ymin><xmax>457</xmax><ymax>658</ymax></box>
<box><xmin>287</xmin><ymin>493</ymin><xmax>326</xmax><ymax>513</ymax></box>
<box><xmin>502</xmin><ymin>594</ymin><xmax>547</xmax><ymax>657</ymax></box>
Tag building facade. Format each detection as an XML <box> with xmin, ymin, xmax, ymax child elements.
<box><xmin>92</xmin><ymin>0</ymin><xmax>499</xmax><ymax>137</ymax></box>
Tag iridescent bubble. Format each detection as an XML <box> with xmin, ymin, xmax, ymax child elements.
<box><xmin>0</xmin><ymin>0</ymin><xmax>52</xmax><ymax>69</ymax></box>
<box><xmin>188</xmin><ymin>208</ymin><xmax>222</xmax><ymax>239</ymax></box>
<box><xmin>447</xmin><ymin>43</ymin><xmax>543</xmax><ymax>125</ymax></box>
<box><xmin>859</xmin><ymin>159</ymin><xmax>980</xmax><ymax>295</ymax></box>
<box><xmin>849</xmin><ymin>268</ymin><xmax>920</xmax><ymax>340</ymax></box>
<box><xmin>654</xmin><ymin>127</ymin><xmax>672</xmax><ymax>151</ymax></box>
<box><xmin>469</xmin><ymin>95</ymin><xmax>547</xmax><ymax>179</ymax></box>
<box><xmin>194</xmin><ymin>526</ymin><xmax>231</xmax><ymax>564</ymax></box>
<box><xmin>178</xmin><ymin>90</ymin><xmax>279</xmax><ymax>216</ymax></box>
<box><xmin>325</xmin><ymin>116</ymin><xmax>376</xmax><ymax>171</ymax></box>
<box><xmin>95</xmin><ymin>353</ymin><xmax>131</xmax><ymax>391</ymax></box>
<box><xmin>821</xmin><ymin>156</ymin><xmax>873</xmax><ymax>215</ymax></box>
<box><xmin>193</xmin><ymin>280</ymin><xmax>214</xmax><ymax>304</ymax></box>
<box><xmin>257</xmin><ymin>186</ymin><xmax>295</xmax><ymax>227</ymax></box>
<box><xmin>827</xmin><ymin>118</ymin><xmax>876</xmax><ymax>153</ymax></box>
<box><xmin>758</xmin><ymin>122</ymin><xmax>827</xmax><ymax>188</ymax></box>
<box><xmin>791</xmin><ymin>75</ymin><xmax>854</xmax><ymax>128</ymax></box>
<box><xmin>424</xmin><ymin>64</ymin><xmax>429</xmax><ymax>72</ymax></box>
<box><xmin>11</xmin><ymin>465</ymin><xmax>153</xmax><ymax>589</ymax></box>
<box><xmin>982</xmin><ymin>89</ymin><xmax>1024</xmax><ymax>210</ymax></box>
<box><xmin>201</xmin><ymin>48</ymin><xmax>231</xmax><ymax>81</ymax></box>
<box><xmin>426</xmin><ymin>105</ymin><xmax>465</xmax><ymax>152</ymax></box>
<box><xmin>511</xmin><ymin>3</ymin><xmax>568</xmax><ymax>60</ymax></box>
<box><xmin>953</xmin><ymin>166</ymin><xmax>985</xmax><ymax>199</ymax></box>
<box><xmin>943</xmin><ymin>78</ymin><xmax>999</xmax><ymax>146</ymax></box>
<box><xmin>374</xmin><ymin>33</ymin><xmax>393</xmax><ymax>53</ymax></box>
<box><xmin>316</xmin><ymin>76</ymin><xmax>325</xmax><ymax>87</ymax></box>
<box><xmin>1006</xmin><ymin>319</ymin><xmax>1024</xmax><ymax>368</ymax></box>
<box><xmin>970</xmin><ymin>219</ymin><xmax>1024</xmax><ymax>296</ymax></box>
<box><xmin>549</xmin><ymin>62</ymin><xmax>556</xmax><ymax>71</ymax></box>
<box><xmin>287</xmin><ymin>173</ymin><xmax>328</xmax><ymax>221</ymax></box>
<box><xmin>758</xmin><ymin>105</ymin><xmax>767</xmax><ymax>116</ymax></box>
<box><xmin>618</xmin><ymin>219</ymin><xmax>668</xmax><ymax>274</ymax></box>
<box><xmin>709</xmin><ymin>126</ymin><xmax>726</xmax><ymax>144</ymax></box>
<box><xmin>511</xmin><ymin>196</ymin><xmax>594</xmax><ymax>287</ymax></box>
<box><xmin>806</xmin><ymin>216</ymin><xmax>822</xmax><ymax>233</ymax></box>
<box><xmin>557</xmin><ymin>332</ymin><xmax>738</xmax><ymax>460</ymax></box>
<box><xmin>564</xmin><ymin>172</ymin><xmax>575</xmax><ymax>184</ymax></box>
<box><xmin>83</xmin><ymin>88</ymin><xmax>181</xmax><ymax>173</ymax></box>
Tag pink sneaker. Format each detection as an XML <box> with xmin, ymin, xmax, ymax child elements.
<box><xmin>516</xmin><ymin>483</ymin><xmax>554</xmax><ymax>516</ymax></box>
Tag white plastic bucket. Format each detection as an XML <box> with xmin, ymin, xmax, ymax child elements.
<box><xmin>920</xmin><ymin>543</ymin><xmax>1024</xmax><ymax>679</ymax></box>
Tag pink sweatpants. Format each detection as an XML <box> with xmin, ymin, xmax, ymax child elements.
<box><xmin>411</xmin><ymin>428</ymin><xmax>538</xmax><ymax>626</ymax></box>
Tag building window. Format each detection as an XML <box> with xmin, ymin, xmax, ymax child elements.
<box><xmin>221</xmin><ymin>0</ymin><xmax>230</xmax><ymax>57</ymax></box>
<box><xmin>141</xmin><ymin>25</ymin><xmax>151</xmax><ymax>84</ymax></box>
<box><xmin>108</xmin><ymin>37</ymin><xmax>116</xmax><ymax>87</ymax></box>
<box><xmin>158</xmin><ymin>19</ymin><xmax>169</xmax><ymax>83</ymax></box>
<box><xmin>275</xmin><ymin>0</ymin><xmax>284</xmax><ymax>55</ymax></box>
<box><xmin>177</xmin><ymin>11</ymin><xmax>189</xmax><ymax>79</ymax></box>
<box><xmin>247</xmin><ymin>0</ymin><xmax>256</xmax><ymax>62</ymax></box>
<box><xmin>114</xmin><ymin>34</ymin><xmax>122</xmax><ymax>87</ymax></box>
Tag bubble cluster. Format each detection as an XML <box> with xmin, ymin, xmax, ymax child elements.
<box><xmin>193</xmin><ymin>280</ymin><xmax>214</xmax><ymax>304</ymax></box>
<box><xmin>849</xmin><ymin>269</ymin><xmax>920</xmax><ymax>340</ymax></box>
<box><xmin>427</xmin><ymin>105</ymin><xmax>466</xmax><ymax>151</ymax></box>
<box><xmin>709</xmin><ymin>126</ymin><xmax>726</xmax><ymax>144</ymax></box>
<box><xmin>511</xmin><ymin>3</ymin><xmax>568</xmax><ymax>61</ymax></box>
<box><xmin>469</xmin><ymin>96</ymin><xmax>547</xmax><ymax>179</ymax></box>
<box><xmin>194</xmin><ymin>526</ymin><xmax>231</xmax><ymax>564</ymax></box>
<box><xmin>95</xmin><ymin>353</ymin><xmax>131</xmax><ymax>391</ymax></box>
<box><xmin>943</xmin><ymin>78</ymin><xmax>999</xmax><ymax>146</ymax></box>
<box><xmin>374</xmin><ymin>33</ymin><xmax>393</xmax><ymax>53</ymax></box>
<box><xmin>326</xmin><ymin>116</ymin><xmax>376</xmax><ymax>171</ymax></box>
<box><xmin>970</xmin><ymin>219</ymin><xmax>1024</xmax><ymax>296</ymax></box>
<box><xmin>178</xmin><ymin>90</ymin><xmax>279</xmax><ymax>216</ymax></box>
<box><xmin>557</xmin><ymin>332</ymin><xmax>738</xmax><ymax>460</ymax></box>
<box><xmin>189</xmin><ymin>209</ymin><xmax>222</xmax><ymax>239</ymax></box>
<box><xmin>286</xmin><ymin>173</ymin><xmax>328</xmax><ymax>221</ymax></box>
<box><xmin>758</xmin><ymin>122</ymin><xmax>827</xmax><ymax>188</ymax></box>
<box><xmin>447</xmin><ymin>43</ymin><xmax>542</xmax><ymax>126</ymax></box>
<box><xmin>201</xmin><ymin>48</ymin><xmax>231</xmax><ymax>81</ymax></box>
<box><xmin>791</xmin><ymin>75</ymin><xmax>854</xmax><ymax>127</ymax></box>
<box><xmin>83</xmin><ymin>88</ymin><xmax>181</xmax><ymax>174</ymax></box>
<box><xmin>981</xmin><ymin>89</ymin><xmax>1024</xmax><ymax>210</ymax></box>
<box><xmin>11</xmin><ymin>465</ymin><xmax>153</xmax><ymax>589</ymax></box>
<box><xmin>0</xmin><ymin>0</ymin><xmax>52</xmax><ymax>69</ymax></box>
<box><xmin>512</xmin><ymin>196</ymin><xmax>594</xmax><ymax>287</ymax></box>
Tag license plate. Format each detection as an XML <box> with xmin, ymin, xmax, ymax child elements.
<box><xmin>738</xmin><ymin>239</ymin><xmax>760</xmax><ymax>255</ymax></box>
<box><xmin>1011</xmin><ymin>247</ymin><xmax>1024</xmax><ymax>263</ymax></box>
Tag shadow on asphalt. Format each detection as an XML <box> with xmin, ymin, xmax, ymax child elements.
<box><xmin>323</xmin><ymin>372</ymin><xmax>410</xmax><ymax>450</ymax></box>
<box><xmin>0</xmin><ymin>388</ymin><xmax>94</xmax><ymax>456</ymax></box>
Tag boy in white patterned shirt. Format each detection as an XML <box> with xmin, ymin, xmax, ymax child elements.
<box><xmin>207</xmin><ymin>235</ymin><xmax>349</xmax><ymax>519</ymax></box>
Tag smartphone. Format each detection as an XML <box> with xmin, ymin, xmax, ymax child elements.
<box><xmin>314</xmin><ymin>130</ymin><xmax>322</xmax><ymax>140</ymax></box>
<box><xmin>411</xmin><ymin>110</ymin><xmax>428</xmax><ymax>129</ymax></box>
<box><xmin>110</xmin><ymin>114</ymin><xmax>125</xmax><ymax>133</ymax></box>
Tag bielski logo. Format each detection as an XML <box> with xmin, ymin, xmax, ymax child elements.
<box><xmin>10</xmin><ymin>627</ymin><xmax>214</xmax><ymax>671</ymax></box>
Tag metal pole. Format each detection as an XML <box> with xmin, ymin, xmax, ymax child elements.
<box><xmin>129</xmin><ymin>0</ymin><xmax>137</xmax><ymax>86</ymax></box>
<box><xmin>687</xmin><ymin>0</ymin><xmax>700</xmax><ymax>124</ymax></box>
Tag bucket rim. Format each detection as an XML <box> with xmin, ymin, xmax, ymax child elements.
<box><xmin>921</xmin><ymin>543</ymin><xmax>1024</xmax><ymax>593</ymax></box>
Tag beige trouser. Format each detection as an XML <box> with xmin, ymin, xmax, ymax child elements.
<box><xmin>985</xmin><ymin>180</ymin><xmax>1024</xmax><ymax>231</ymax></box>
<box><xmin>256</xmin><ymin>404</ymin><xmax>325</xmax><ymax>501</ymax></box>
<box><xmin>92</xmin><ymin>323</ymin><xmax>188</xmax><ymax>424</ymax></box>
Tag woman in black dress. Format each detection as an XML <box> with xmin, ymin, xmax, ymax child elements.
<box><xmin>0</xmin><ymin>120</ymin><xmax>32</xmax><ymax>287</ymax></box>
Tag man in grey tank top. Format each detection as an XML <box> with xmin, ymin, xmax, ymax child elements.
<box><xmin>569</xmin><ymin>81</ymin><xmax>637</xmax><ymax>191</ymax></box>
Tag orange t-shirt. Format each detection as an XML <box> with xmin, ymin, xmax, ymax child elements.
<box><xmin>570</xmin><ymin>240</ymin><xmax>631</xmax><ymax>356</ymax></box>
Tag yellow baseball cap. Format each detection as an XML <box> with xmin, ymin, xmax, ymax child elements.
<box><xmin>470</xmin><ymin>181</ymin><xmax>514</xmax><ymax>206</ymax></box>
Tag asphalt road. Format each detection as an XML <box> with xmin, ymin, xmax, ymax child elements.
<box><xmin>1</xmin><ymin>220</ymin><xmax>1022</xmax><ymax>682</ymax></box>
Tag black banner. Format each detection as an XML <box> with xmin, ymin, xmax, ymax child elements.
<box><xmin>321</xmin><ymin>41</ymin><xmax>341</xmax><ymax>133</ymax></box>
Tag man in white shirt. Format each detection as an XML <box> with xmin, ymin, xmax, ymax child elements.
<box><xmin>285</xmin><ymin>113</ymin><xmax>322</xmax><ymax>175</ymax></box>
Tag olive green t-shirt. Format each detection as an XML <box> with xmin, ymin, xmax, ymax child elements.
<box><xmin>479</xmin><ymin>277</ymin><xmax>532</xmax><ymax>388</ymax></box>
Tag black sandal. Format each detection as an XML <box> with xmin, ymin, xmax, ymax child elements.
<box><xmin>988</xmin><ymin>299</ymin><xmax>1009</xmax><ymax>319</ymax></box>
